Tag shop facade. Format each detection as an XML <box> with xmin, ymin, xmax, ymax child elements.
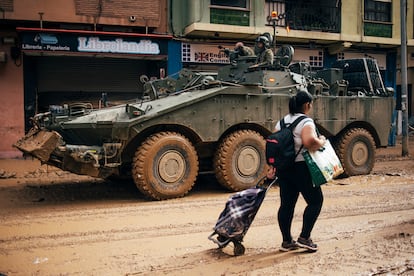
<box><xmin>0</xmin><ymin>0</ymin><xmax>171</xmax><ymax>158</ymax></box>
<box><xmin>0</xmin><ymin>28</ymin><xmax>180</xmax><ymax>158</ymax></box>
<box><xmin>180</xmin><ymin>40</ymin><xmax>391</xmax><ymax>79</ymax></box>
<box><xmin>19</xmin><ymin>28</ymin><xmax>177</xmax><ymax>130</ymax></box>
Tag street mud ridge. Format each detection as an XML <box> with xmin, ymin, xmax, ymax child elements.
<box><xmin>0</xmin><ymin>155</ymin><xmax>413</xmax><ymax>275</ymax></box>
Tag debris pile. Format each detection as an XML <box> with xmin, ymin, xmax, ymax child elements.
<box><xmin>0</xmin><ymin>169</ymin><xmax>16</xmax><ymax>179</ymax></box>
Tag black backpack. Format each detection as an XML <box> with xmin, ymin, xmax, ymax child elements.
<box><xmin>265</xmin><ymin>115</ymin><xmax>307</xmax><ymax>171</ymax></box>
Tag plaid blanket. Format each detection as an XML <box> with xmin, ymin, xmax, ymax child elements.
<box><xmin>214</xmin><ymin>187</ymin><xmax>267</xmax><ymax>240</ymax></box>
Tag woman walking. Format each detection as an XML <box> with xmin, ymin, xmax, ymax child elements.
<box><xmin>270</xmin><ymin>90</ymin><xmax>326</xmax><ymax>252</ymax></box>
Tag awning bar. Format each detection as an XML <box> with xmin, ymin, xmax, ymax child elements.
<box><xmin>16</xmin><ymin>27</ymin><xmax>173</xmax><ymax>39</ymax></box>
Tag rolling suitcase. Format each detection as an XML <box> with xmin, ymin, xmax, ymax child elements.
<box><xmin>208</xmin><ymin>177</ymin><xmax>276</xmax><ymax>256</ymax></box>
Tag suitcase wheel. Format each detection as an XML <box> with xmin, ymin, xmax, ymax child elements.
<box><xmin>233</xmin><ymin>241</ymin><xmax>245</xmax><ymax>256</ymax></box>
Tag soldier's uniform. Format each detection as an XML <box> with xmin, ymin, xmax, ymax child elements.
<box><xmin>239</xmin><ymin>45</ymin><xmax>255</xmax><ymax>56</ymax></box>
<box><xmin>254</xmin><ymin>35</ymin><xmax>274</xmax><ymax>65</ymax></box>
<box><xmin>235</xmin><ymin>42</ymin><xmax>255</xmax><ymax>57</ymax></box>
<box><xmin>256</xmin><ymin>48</ymin><xmax>274</xmax><ymax>65</ymax></box>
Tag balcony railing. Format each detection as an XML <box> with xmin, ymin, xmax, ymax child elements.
<box><xmin>266</xmin><ymin>0</ymin><xmax>340</xmax><ymax>33</ymax></box>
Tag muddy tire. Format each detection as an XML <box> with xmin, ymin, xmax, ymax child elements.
<box><xmin>336</xmin><ymin>128</ymin><xmax>375</xmax><ymax>176</ymax></box>
<box><xmin>132</xmin><ymin>132</ymin><xmax>198</xmax><ymax>200</ymax></box>
<box><xmin>214</xmin><ymin>130</ymin><xmax>266</xmax><ymax>191</ymax></box>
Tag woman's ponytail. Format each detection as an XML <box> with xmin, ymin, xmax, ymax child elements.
<box><xmin>288</xmin><ymin>95</ymin><xmax>297</xmax><ymax>114</ymax></box>
<box><xmin>289</xmin><ymin>90</ymin><xmax>313</xmax><ymax>114</ymax></box>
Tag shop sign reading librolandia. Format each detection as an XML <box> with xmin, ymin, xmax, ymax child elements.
<box><xmin>77</xmin><ymin>37</ymin><xmax>160</xmax><ymax>54</ymax></box>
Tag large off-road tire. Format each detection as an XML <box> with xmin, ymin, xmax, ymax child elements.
<box><xmin>336</xmin><ymin>128</ymin><xmax>375</xmax><ymax>176</ymax></box>
<box><xmin>214</xmin><ymin>130</ymin><xmax>266</xmax><ymax>191</ymax></box>
<box><xmin>132</xmin><ymin>132</ymin><xmax>199</xmax><ymax>200</ymax></box>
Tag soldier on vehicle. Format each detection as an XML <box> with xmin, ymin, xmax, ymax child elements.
<box><xmin>254</xmin><ymin>35</ymin><xmax>274</xmax><ymax>66</ymax></box>
<box><xmin>234</xmin><ymin>42</ymin><xmax>254</xmax><ymax>57</ymax></box>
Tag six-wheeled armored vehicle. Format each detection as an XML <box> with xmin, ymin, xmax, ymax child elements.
<box><xmin>14</xmin><ymin>45</ymin><xmax>395</xmax><ymax>200</ymax></box>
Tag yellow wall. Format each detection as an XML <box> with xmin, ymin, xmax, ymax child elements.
<box><xmin>407</xmin><ymin>0</ymin><xmax>414</xmax><ymax>46</ymax></box>
<box><xmin>340</xmin><ymin>0</ymin><xmax>362</xmax><ymax>42</ymax></box>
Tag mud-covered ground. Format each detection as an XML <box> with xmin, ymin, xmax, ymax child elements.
<box><xmin>0</xmin><ymin>140</ymin><xmax>413</xmax><ymax>276</ymax></box>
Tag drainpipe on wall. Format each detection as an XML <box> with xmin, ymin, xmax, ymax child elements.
<box><xmin>144</xmin><ymin>18</ymin><xmax>149</xmax><ymax>35</ymax></box>
<box><xmin>39</xmin><ymin>12</ymin><xmax>44</xmax><ymax>29</ymax></box>
<box><xmin>94</xmin><ymin>0</ymin><xmax>103</xmax><ymax>31</ymax></box>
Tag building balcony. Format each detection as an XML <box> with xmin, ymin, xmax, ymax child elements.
<box><xmin>266</xmin><ymin>0</ymin><xmax>340</xmax><ymax>33</ymax></box>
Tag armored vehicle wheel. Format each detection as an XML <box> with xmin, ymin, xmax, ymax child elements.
<box><xmin>214</xmin><ymin>130</ymin><xmax>266</xmax><ymax>191</ymax></box>
<box><xmin>336</xmin><ymin>128</ymin><xmax>375</xmax><ymax>176</ymax></box>
<box><xmin>132</xmin><ymin>131</ymin><xmax>199</xmax><ymax>200</ymax></box>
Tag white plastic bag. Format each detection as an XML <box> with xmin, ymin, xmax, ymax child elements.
<box><xmin>302</xmin><ymin>140</ymin><xmax>344</xmax><ymax>186</ymax></box>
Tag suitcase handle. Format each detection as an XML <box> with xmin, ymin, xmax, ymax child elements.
<box><xmin>256</xmin><ymin>176</ymin><xmax>277</xmax><ymax>191</ymax></box>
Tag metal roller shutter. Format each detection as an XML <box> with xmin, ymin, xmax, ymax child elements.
<box><xmin>36</xmin><ymin>56</ymin><xmax>144</xmax><ymax>93</ymax></box>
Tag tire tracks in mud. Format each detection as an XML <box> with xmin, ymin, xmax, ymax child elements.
<box><xmin>125</xmin><ymin>217</ymin><xmax>414</xmax><ymax>276</ymax></box>
<box><xmin>1</xmin><ymin>181</ymin><xmax>413</xmax><ymax>254</ymax></box>
<box><xmin>123</xmin><ymin>209</ymin><xmax>414</xmax><ymax>275</ymax></box>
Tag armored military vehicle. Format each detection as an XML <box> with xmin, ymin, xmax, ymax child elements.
<box><xmin>14</xmin><ymin>45</ymin><xmax>394</xmax><ymax>200</ymax></box>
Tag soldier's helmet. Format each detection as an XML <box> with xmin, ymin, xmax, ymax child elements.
<box><xmin>256</xmin><ymin>36</ymin><xmax>270</xmax><ymax>48</ymax></box>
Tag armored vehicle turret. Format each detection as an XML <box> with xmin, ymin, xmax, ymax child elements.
<box><xmin>14</xmin><ymin>45</ymin><xmax>394</xmax><ymax>200</ymax></box>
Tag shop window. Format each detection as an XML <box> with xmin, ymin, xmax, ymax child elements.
<box><xmin>182</xmin><ymin>43</ymin><xmax>191</xmax><ymax>62</ymax></box>
<box><xmin>364</xmin><ymin>0</ymin><xmax>392</xmax><ymax>37</ymax></box>
<box><xmin>210</xmin><ymin>0</ymin><xmax>250</xmax><ymax>26</ymax></box>
<box><xmin>309</xmin><ymin>51</ymin><xmax>324</xmax><ymax>69</ymax></box>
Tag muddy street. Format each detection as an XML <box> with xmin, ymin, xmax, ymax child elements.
<box><xmin>0</xmin><ymin>144</ymin><xmax>413</xmax><ymax>276</ymax></box>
